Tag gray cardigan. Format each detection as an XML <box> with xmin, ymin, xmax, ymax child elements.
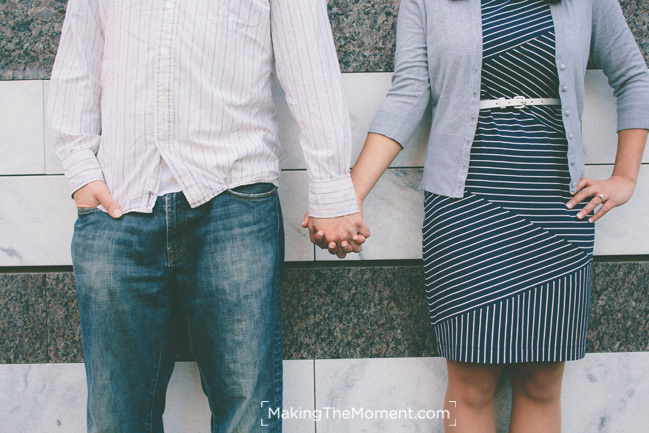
<box><xmin>369</xmin><ymin>0</ymin><xmax>649</xmax><ymax>198</ymax></box>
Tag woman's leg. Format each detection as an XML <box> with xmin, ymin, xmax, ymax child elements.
<box><xmin>508</xmin><ymin>362</ymin><xmax>565</xmax><ymax>433</ymax></box>
<box><xmin>445</xmin><ymin>359</ymin><xmax>504</xmax><ymax>433</ymax></box>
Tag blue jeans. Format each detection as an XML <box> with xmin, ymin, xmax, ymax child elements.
<box><xmin>72</xmin><ymin>183</ymin><xmax>283</xmax><ymax>433</ymax></box>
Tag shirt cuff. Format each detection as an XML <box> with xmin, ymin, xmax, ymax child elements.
<box><xmin>59</xmin><ymin>149</ymin><xmax>105</xmax><ymax>195</ymax></box>
<box><xmin>369</xmin><ymin>108</ymin><xmax>420</xmax><ymax>148</ymax></box>
<box><xmin>308</xmin><ymin>175</ymin><xmax>360</xmax><ymax>218</ymax></box>
<box><xmin>617</xmin><ymin>102</ymin><xmax>649</xmax><ymax>132</ymax></box>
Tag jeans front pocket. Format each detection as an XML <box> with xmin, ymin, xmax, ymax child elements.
<box><xmin>226</xmin><ymin>182</ymin><xmax>277</xmax><ymax>200</ymax></box>
<box><xmin>77</xmin><ymin>207</ymin><xmax>102</xmax><ymax>216</ymax></box>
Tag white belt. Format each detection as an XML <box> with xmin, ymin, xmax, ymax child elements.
<box><xmin>479</xmin><ymin>96</ymin><xmax>561</xmax><ymax>110</ymax></box>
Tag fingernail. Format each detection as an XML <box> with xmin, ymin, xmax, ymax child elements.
<box><xmin>588</xmin><ymin>218</ymin><xmax>594</xmax><ymax>223</ymax></box>
<box><xmin>316</xmin><ymin>232</ymin><xmax>323</xmax><ymax>238</ymax></box>
<box><xmin>577</xmin><ymin>212</ymin><xmax>583</xmax><ymax>219</ymax></box>
<box><xmin>352</xmin><ymin>235</ymin><xmax>358</xmax><ymax>241</ymax></box>
<box><xmin>112</xmin><ymin>209</ymin><xmax>123</xmax><ymax>218</ymax></box>
<box><xmin>566</xmin><ymin>203</ymin><xmax>573</xmax><ymax>209</ymax></box>
<box><xmin>341</xmin><ymin>242</ymin><xmax>348</xmax><ymax>248</ymax></box>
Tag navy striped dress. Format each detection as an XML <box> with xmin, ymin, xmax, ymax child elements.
<box><xmin>423</xmin><ymin>0</ymin><xmax>594</xmax><ymax>364</ymax></box>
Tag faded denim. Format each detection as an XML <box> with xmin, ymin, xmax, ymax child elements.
<box><xmin>72</xmin><ymin>183</ymin><xmax>283</xmax><ymax>433</ymax></box>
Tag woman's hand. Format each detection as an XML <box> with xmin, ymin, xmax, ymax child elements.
<box><xmin>566</xmin><ymin>175</ymin><xmax>637</xmax><ymax>223</ymax></box>
<box><xmin>301</xmin><ymin>194</ymin><xmax>367</xmax><ymax>258</ymax></box>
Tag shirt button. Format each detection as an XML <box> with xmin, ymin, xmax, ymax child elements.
<box><xmin>161</xmin><ymin>47</ymin><xmax>169</xmax><ymax>55</ymax></box>
<box><xmin>160</xmin><ymin>143</ymin><xmax>167</xmax><ymax>150</ymax></box>
<box><xmin>562</xmin><ymin>85</ymin><xmax>568</xmax><ymax>92</ymax></box>
<box><xmin>159</xmin><ymin>95</ymin><xmax>167</xmax><ymax>103</ymax></box>
<box><xmin>165</xmin><ymin>2</ymin><xmax>173</xmax><ymax>9</ymax></box>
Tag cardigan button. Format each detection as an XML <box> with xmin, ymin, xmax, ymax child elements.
<box><xmin>560</xmin><ymin>64</ymin><xmax>566</xmax><ymax>70</ymax></box>
<box><xmin>562</xmin><ymin>86</ymin><xmax>568</xmax><ymax>92</ymax></box>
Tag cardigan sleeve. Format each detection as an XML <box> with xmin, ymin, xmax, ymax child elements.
<box><xmin>589</xmin><ymin>0</ymin><xmax>649</xmax><ymax>132</ymax></box>
<box><xmin>369</xmin><ymin>0</ymin><xmax>431</xmax><ymax>147</ymax></box>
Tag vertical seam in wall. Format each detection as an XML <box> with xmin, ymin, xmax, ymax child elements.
<box><xmin>313</xmin><ymin>359</ymin><xmax>317</xmax><ymax>433</ymax></box>
<box><xmin>43</xmin><ymin>274</ymin><xmax>51</xmax><ymax>362</ymax></box>
<box><xmin>41</xmin><ymin>80</ymin><xmax>46</xmax><ymax>174</ymax></box>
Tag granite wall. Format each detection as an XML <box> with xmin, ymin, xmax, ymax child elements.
<box><xmin>2</xmin><ymin>262</ymin><xmax>649</xmax><ymax>364</ymax></box>
<box><xmin>1</xmin><ymin>0</ymin><xmax>648</xmax><ymax>80</ymax></box>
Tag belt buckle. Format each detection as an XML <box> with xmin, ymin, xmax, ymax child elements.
<box><xmin>512</xmin><ymin>96</ymin><xmax>526</xmax><ymax>109</ymax></box>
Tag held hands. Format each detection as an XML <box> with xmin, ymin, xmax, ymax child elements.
<box><xmin>566</xmin><ymin>175</ymin><xmax>636</xmax><ymax>223</ymax></box>
<box><xmin>73</xmin><ymin>180</ymin><xmax>123</xmax><ymax>218</ymax></box>
<box><xmin>301</xmin><ymin>196</ymin><xmax>370</xmax><ymax>259</ymax></box>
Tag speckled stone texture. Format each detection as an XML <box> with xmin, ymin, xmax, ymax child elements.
<box><xmin>281</xmin><ymin>265</ymin><xmax>436</xmax><ymax>359</ymax></box>
<box><xmin>0</xmin><ymin>274</ymin><xmax>48</xmax><ymax>363</ymax></box>
<box><xmin>1</xmin><ymin>261</ymin><xmax>647</xmax><ymax>363</ymax></box>
<box><xmin>328</xmin><ymin>0</ymin><xmax>399</xmax><ymax>73</ymax></box>
<box><xmin>588</xmin><ymin>262</ymin><xmax>649</xmax><ymax>352</ymax></box>
<box><xmin>0</xmin><ymin>0</ymin><xmax>66</xmax><ymax>80</ymax></box>
<box><xmin>1</xmin><ymin>0</ymin><xmax>648</xmax><ymax>79</ymax></box>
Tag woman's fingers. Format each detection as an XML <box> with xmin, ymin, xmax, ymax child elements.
<box><xmin>589</xmin><ymin>200</ymin><xmax>615</xmax><ymax>223</ymax></box>
<box><xmin>575</xmin><ymin>195</ymin><xmax>604</xmax><ymax>221</ymax></box>
<box><xmin>566</xmin><ymin>178</ymin><xmax>595</xmax><ymax>209</ymax></box>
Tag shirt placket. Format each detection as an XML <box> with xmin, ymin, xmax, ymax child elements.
<box><xmin>148</xmin><ymin>0</ymin><xmax>178</xmax><ymax>208</ymax></box>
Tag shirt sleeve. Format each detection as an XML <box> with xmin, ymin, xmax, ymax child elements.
<box><xmin>270</xmin><ymin>0</ymin><xmax>359</xmax><ymax>219</ymax></box>
<box><xmin>369</xmin><ymin>0</ymin><xmax>431</xmax><ymax>147</ymax></box>
<box><xmin>590</xmin><ymin>0</ymin><xmax>649</xmax><ymax>132</ymax></box>
<box><xmin>47</xmin><ymin>0</ymin><xmax>105</xmax><ymax>195</ymax></box>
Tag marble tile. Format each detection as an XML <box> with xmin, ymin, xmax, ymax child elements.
<box><xmin>166</xmin><ymin>361</ymin><xmax>315</xmax><ymax>432</ymax></box>
<box><xmin>562</xmin><ymin>352</ymin><xmax>649</xmax><ymax>433</ymax></box>
<box><xmin>312</xmin><ymin>353</ymin><xmax>649</xmax><ymax>433</ymax></box>
<box><xmin>0</xmin><ymin>274</ymin><xmax>48</xmax><ymax>364</ymax></box>
<box><xmin>0</xmin><ymin>80</ymin><xmax>45</xmax><ymax>174</ymax></box>
<box><xmin>278</xmin><ymin>73</ymin><xmax>428</xmax><ymax>170</ymax></box>
<box><xmin>316</xmin><ymin>168</ymin><xmax>424</xmax><ymax>261</ymax></box>
<box><xmin>279</xmin><ymin>170</ymin><xmax>315</xmax><ymax>262</ymax></box>
<box><xmin>0</xmin><ymin>176</ymin><xmax>76</xmax><ymax>266</ymax></box>
<box><xmin>314</xmin><ymin>357</ymin><xmax>512</xmax><ymax>433</ymax></box>
<box><xmin>162</xmin><ymin>362</ymin><xmax>212</xmax><ymax>432</ymax></box>
<box><xmin>277</xmin><ymin>360</ymin><xmax>317</xmax><ymax>433</ymax></box>
<box><xmin>43</xmin><ymin>80</ymin><xmax>64</xmax><ymax>174</ymax></box>
<box><xmin>343</xmin><ymin>72</ymin><xmax>429</xmax><ymax>166</ymax></box>
<box><xmin>0</xmin><ymin>363</ymin><xmax>87</xmax><ymax>433</ymax></box>
<box><xmin>583</xmin><ymin>70</ymin><xmax>649</xmax><ymax>164</ymax></box>
<box><xmin>588</xmin><ymin>165</ymin><xmax>649</xmax><ymax>255</ymax></box>
<box><xmin>0</xmin><ymin>361</ymin><xmax>316</xmax><ymax>433</ymax></box>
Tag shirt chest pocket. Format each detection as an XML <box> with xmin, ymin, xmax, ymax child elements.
<box><xmin>201</xmin><ymin>0</ymin><xmax>268</xmax><ymax>27</ymax></box>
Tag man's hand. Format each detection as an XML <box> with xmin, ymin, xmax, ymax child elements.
<box><xmin>301</xmin><ymin>196</ymin><xmax>370</xmax><ymax>259</ymax></box>
<box><xmin>73</xmin><ymin>180</ymin><xmax>123</xmax><ymax>219</ymax></box>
